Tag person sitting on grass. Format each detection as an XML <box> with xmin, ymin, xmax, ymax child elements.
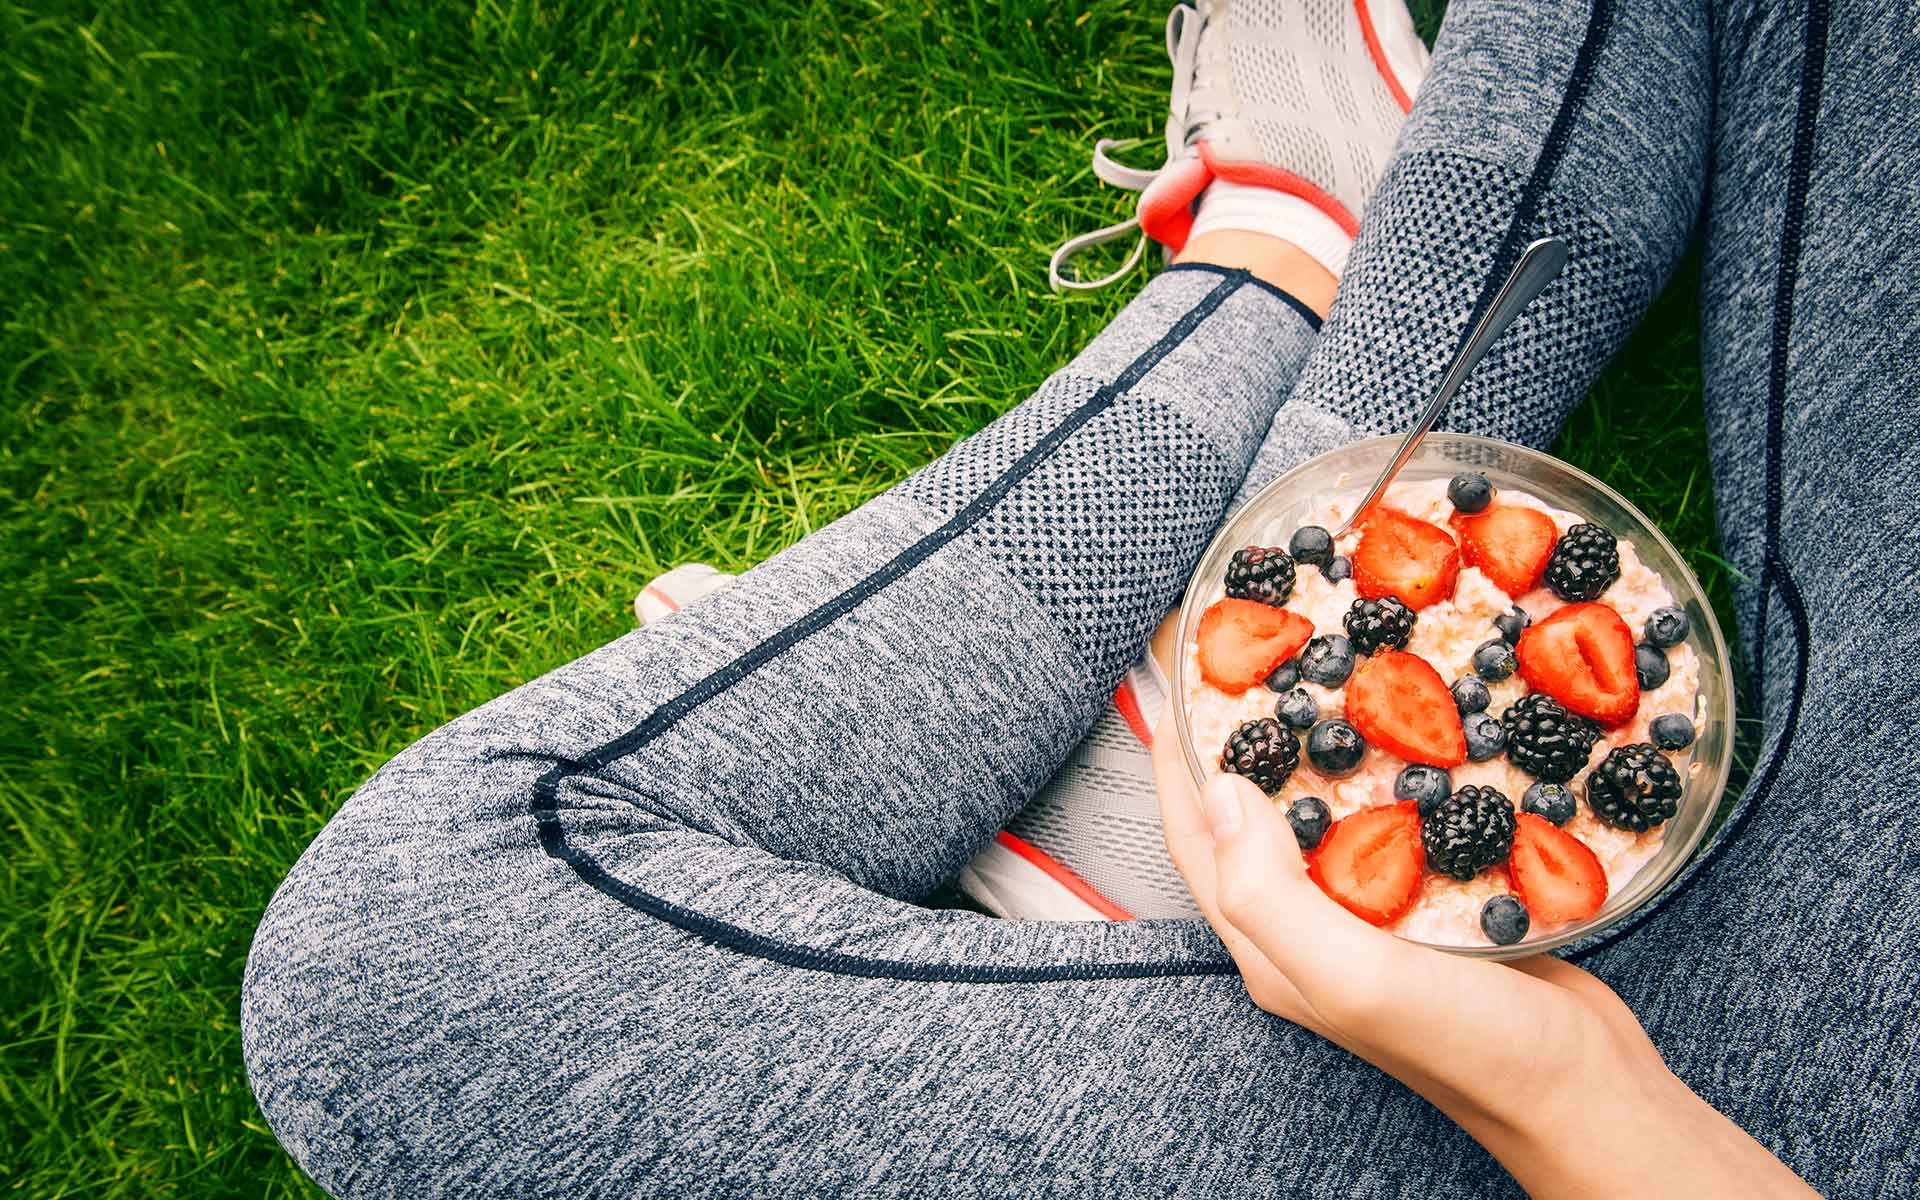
<box><xmin>241</xmin><ymin>0</ymin><xmax>1912</xmax><ymax>1195</ymax></box>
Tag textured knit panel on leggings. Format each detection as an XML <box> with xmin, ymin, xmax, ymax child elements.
<box><xmin>1233</xmin><ymin>0</ymin><xmax>1709</xmax><ymax>504</ymax></box>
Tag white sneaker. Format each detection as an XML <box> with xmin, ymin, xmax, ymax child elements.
<box><xmin>1050</xmin><ymin>0</ymin><xmax>1429</xmax><ymax>289</ymax></box>
<box><xmin>633</xmin><ymin>563</ymin><xmax>733</xmax><ymax>624</ymax></box>
<box><xmin>632</xmin><ymin>564</ymin><xmax>1194</xmax><ymax>921</ymax></box>
<box><xmin>955</xmin><ymin>653</ymin><xmax>1203</xmax><ymax>921</ymax></box>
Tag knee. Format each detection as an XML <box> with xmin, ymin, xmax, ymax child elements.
<box><xmin>242</xmin><ymin>777</ymin><xmax>407</xmax><ymax>1196</ymax></box>
<box><xmin>241</xmin><ymin>740</ymin><xmax>498</xmax><ymax>1196</ymax></box>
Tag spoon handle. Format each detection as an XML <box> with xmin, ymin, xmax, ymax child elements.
<box><xmin>1335</xmin><ymin>236</ymin><xmax>1570</xmax><ymax>538</ymax></box>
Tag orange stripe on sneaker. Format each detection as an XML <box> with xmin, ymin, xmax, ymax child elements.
<box><xmin>642</xmin><ymin>584</ymin><xmax>682</xmax><ymax>612</ymax></box>
<box><xmin>1197</xmin><ymin>142</ymin><xmax>1360</xmax><ymax>237</ymax></box>
<box><xmin>994</xmin><ymin>831</ymin><xmax>1134</xmax><ymax>922</ymax></box>
<box><xmin>1113</xmin><ymin>679</ymin><xmax>1154</xmax><ymax>749</ymax></box>
<box><xmin>1137</xmin><ymin>154</ymin><xmax>1212</xmax><ymax>252</ymax></box>
<box><xmin>1354</xmin><ymin>0</ymin><xmax>1415</xmax><ymax>113</ymax></box>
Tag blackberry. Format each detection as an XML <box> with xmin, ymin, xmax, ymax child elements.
<box><xmin>1422</xmin><ymin>786</ymin><xmax>1517</xmax><ymax>881</ymax></box>
<box><xmin>1501</xmin><ymin>693</ymin><xmax>1601</xmax><ymax>783</ymax></box>
<box><xmin>1289</xmin><ymin>525</ymin><xmax>1334</xmax><ymax>567</ymax></box>
<box><xmin>1299</xmin><ymin>635</ymin><xmax>1355</xmax><ymax>687</ymax></box>
<box><xmin>1650</xmin><ymin>714</ymin><xmax>1695</xmax><ymax>750</ymax></box>
<box><xmin>1463</xmin><ymin>712</ymin><xmax>1507</xmax><ymax>761</ymax></box>
<box><xmin>1472</xmin><ymin>638</ymin><xmax>1517</xmax><ymax>682</ymax></box>
<box><xmin>1287</xmin><ymin>796</ymin><xmax>1332</xmax><ymax>851</ymax></box>
<box><xmin>1220</xmin><ymin>718</ymin><xmax>1301</xmax><ymax>795</ymax></box>
<box><xmin>1448</xmin><ymin>472</ymin><xmax>1494</xmax><ymax>513</ymax></box>
<box><xmin>1394</xmin><ymin>764</ymin><xmax>1452</xmax><ymax>816</ymax></box>
<box><xmin>1645</xmin><ymin>606</ymin><xmax>1690</xmax><ymax>648</ymax></box>
<box><xmin>1585</xmin><ymin>743</ymin><xmax>1683</xmax><ymax>832</ymax></box>
<box><xmin>1275</xmin><ymin>688</ymin><xmax>1319</xmax><ymax>730</ymax></box>
<box><xmin>1344</xmin><ymin>596</ymin><xmax>1416</xmax><ymax>656</ymax></box>
<box><xmin>1225</xmin><ymin>546</ymin><xmax>1296</xmax><ymax>606</ymax></box>
<box><xmin>1306</xmin><ymin>719</ymin><xmax>1367</xmax><ymax>777</ymax></box>
<box><xmin>1451</xmin><ymin>676</ymin><xmax>1491</xmax><ymax>714</ymax></box>
<box><xmin>1493</xmin><ymin>606</ymin><xmax>1531</xmax><ymax>644</ymax></box>
<box><xmin>1636</xmin><ymin>642</ymin><xmax>1671</xmax><ymax>689</ymax></box>
<box><xmin>1543</xmin><ymin>523</ymin><xmax>1621</xmax><ymax>602</ymax></box>
<box><xmin>1263</xmin><ymin>657</ymin><xmax>1300</xmax><ymax>693</ymax></box>
<box><xmin>1480</xmin><ymin>895</ymin><xmax>1531</xmax><ymax>946</ymax></box>
<box><xmin>1322</xmin><ymin>555</ymin><xmax>1353</xmax><ymax>583</ymax></box>
<box><xmin>1522</xmin><ymin>781</ymin><xmax>1576</xmax><ymax>826</ymax></box>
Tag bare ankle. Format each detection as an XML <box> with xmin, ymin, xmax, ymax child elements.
<box><xmin>1175</xmin><ymin>231</ymin><xmax>1337</xmax><ymax>318</ymax></box>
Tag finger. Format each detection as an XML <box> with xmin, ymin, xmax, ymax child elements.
<box><xmin>1505</xmin><ymin>954</ymin><xmax>1647</xmax><ymax>1036</ymax></box>
<box><xmin>1152</xmin><ymin>714</ymin><xmax>1315</xmax><ymax>1020</ymax></box>
<box><xmin>1201</xmin><ymin>773</ymin><xmax>1410</xmax><ymax>1001</ymax></box>
<box><xmin>1152</xmin><ymin>711</ymin><xmax>1216</xmax><ymax>893</ymax></box>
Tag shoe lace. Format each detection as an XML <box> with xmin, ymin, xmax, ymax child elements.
<box><xmin>1048</xmin><ymin>1</ymin><xmax>1230</xmax><ymax>291</ymax></box>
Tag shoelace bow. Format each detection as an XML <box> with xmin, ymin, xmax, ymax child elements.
<box><xmin>1048</xmin><ymin>2</ymin><xmax>1229</xmax><ymax>292</ymax></box>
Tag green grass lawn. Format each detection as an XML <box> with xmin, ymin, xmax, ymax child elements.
<box><xmin>1</xmin><ymin>1</ymin><xmax>1739</xmax><ymax>1194</ymax></box>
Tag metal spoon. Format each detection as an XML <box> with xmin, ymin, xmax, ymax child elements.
<box><xmin>1332</xmin><ymin>236</ymin><xmax>1570</xmax><ymax>538</ymax></box>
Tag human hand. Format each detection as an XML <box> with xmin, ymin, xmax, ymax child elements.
<box><xmin>1151</xmin><ymin>714</ymin><xmax>1814</xmax><ymax>1197</ymax></box>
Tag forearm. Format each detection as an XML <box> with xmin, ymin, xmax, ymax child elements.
<box><xmin>1427</xmin><ymin>1022</ymin><xmax>1818</xmax><ymax>1198</ymax></box>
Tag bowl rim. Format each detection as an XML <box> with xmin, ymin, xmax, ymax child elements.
<box><xmin>1172</xmin><ymin>432</ymin><xmax>1738</xmax><ymax>959</ymax></box>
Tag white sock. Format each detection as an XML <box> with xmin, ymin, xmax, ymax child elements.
<box><xmin>1188</xmin><ymin>178</ymin><xmax>1354</xmax><ymax>279</ymax></box>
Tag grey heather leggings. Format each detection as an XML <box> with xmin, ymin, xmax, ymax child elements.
<box><xmin>244</xmin><ymin>0</ymin><xmax>1920</xmax><ymax>1194</ymax></box>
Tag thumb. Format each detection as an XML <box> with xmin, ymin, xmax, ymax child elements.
<box><xmin>1200</xmin><ymin>774</ymin><xmax>1397</xmax><ymax>989</ymax></box>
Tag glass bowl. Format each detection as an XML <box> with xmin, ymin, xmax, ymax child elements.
<box><xmin>1173</xmin><ymin>434</ymin><xmax>1735</xmax><ymax>959</ymax></box>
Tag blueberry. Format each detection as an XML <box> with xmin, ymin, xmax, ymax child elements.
<box><xmin>1522</xmin><ymin>780</ymin><xmax>1576</xmax><ymax>826</ymax></box>
<box><xmin>1480</xmin><ymin>895</ymin><xmax>1531</xmax><ymax>946</ymax></box>
<box><xmin>1448</xmin><ymin>472</ymin><xmax>1494</xmax><ymax>513</ymax></box>
<box><xmin>1322</xmin><ymin>555</ymin><xmax>1353</xmax><ymax>583</ymax></box>
<box><xmin>1263</xmin><ymin>657</ymin><xmax>1300</xmax><ymax>692</ymax></box>
<box><xmin>1635</xmin><ymin>642</ymin><xmax>1671</xmax><ymax>689</ymax></box>
<box><xmin>1463</xmin><ymin>711</ymin><xmax>1506</xmax><ymax>761</ymax></box>
<box><xmin>1493</xmin><ymin>606</ymin><xmax>1531</xmax><ymax>644</ymax></box>
<box><xmin>1287</xmin><ymin>796</ymin><xmax>1333</xmax><ymax>851</ymax></box>
<box><xmin>1288</xmin><ymin>525</ymin><xmax>1334</xmax><ymax>567</ymax></box>
<box><xmin>1472</xmin><ymin>638</ymin><xmax>1518</xmax><ymax>682</ymax></box>
<box><xmin>1650</xmin><ymin>714</ymin><xmax>1696</xmax><ymax>750</ymax></box>
<box><xmin>1299</xmin><ymin>634</ymin><xmax>1355</xmax><ymax>688</ymax></box>
<box><xmin>1450</xmin><ymin>675</ymin><xmax>1491</xmax><ymax>714</ymax></box>
<box><xmin>1275</xmin><ymin>688</ymin><xmax>1319</xmax><ymax>730</ymax></box>
<box><xmin>1645</xmin><ymin>606</ymin><xmax>1690</xmax><ymax>649</ymax></box>
<box><xmin>1306</xmin><ymin>718</ymin><xmax>1368</xmax><ymax>777</ymax></box>
<box><xmin>1394</xmin><ymin>764</ymin><xmax>1452</xmax><ymax>816</ymax></box>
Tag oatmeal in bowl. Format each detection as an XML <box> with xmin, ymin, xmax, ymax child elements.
<box><xmin>1173</xmin><ymin>435</ymin><xmax>1734</xmax><ymax>958</ymax></box>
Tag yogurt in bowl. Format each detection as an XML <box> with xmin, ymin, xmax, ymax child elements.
<box><xmin>1173</xmin><ymin>435</ymin><xmax>1734</xmax><ymax>958</ymax></box>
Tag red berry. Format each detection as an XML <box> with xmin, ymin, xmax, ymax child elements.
<box><xmin>1508</xmin><ymin>812</ymin><xmax>1609</xmax><ymax>923</ymax></box>
<box><xmin>1514</xmin><ymin>602</ymin><xmax>1640</xmax><ymax>726</ymax></box>
<box><xmin>1307</xmin><ymin>802</ymin><xmax>1425</xmax><ymax>926</ymax></box>
<box><xmin>1352</xmin><ymin>508</ymin><xmax>1460</xmax><ymax>611</ymax></box>
<box><xmin>1350</xmin><ymin>508</ymin><xmax>1461</xmax><ymax>611</ymax></box>
<box><xmin>1344</xmin><ymin>651</ymin><xmax>1468</xmax><ymax>767</ymax></box>
<box><xmin>1449</xmin><ymin>505</ymin><xmax>1559</xmax><ymax>597</ymax></box>
<box><xmin>1196</xmin><ymin>598</ymin><xmax>1315</xmax><ymax>695</ymax></box>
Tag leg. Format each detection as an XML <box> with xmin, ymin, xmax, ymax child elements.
<box><xmin>1240</xmin><ymin>0</ymin><xmax>1711</xmax><ymax>496</ymax></box>
<box><xmin>243</xmin><ymin>266</ymin><xmax>1331</xmax><ymax>1195</ymax></box>
<box><xmin>1574</xmin><ymin>1</ymin><xmax>1920</xmax><ymax>1191</ymax></box>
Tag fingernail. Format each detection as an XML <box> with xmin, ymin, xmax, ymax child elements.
<box><xmin>1203</xmin><ymin>775</ymin><xmax>1245</xmax><ymax>839</ymax></box>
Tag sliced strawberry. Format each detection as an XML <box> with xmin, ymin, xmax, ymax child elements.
<box><xmin>1308</xmin><ymin>802</ymin><xmax>1425</xmax><ymax>926</ymax></box>
<box><xmin>1448</xmin><ymin>505</ymin><xmax>1558</xmax><ymax>597</ymax></box>
<box><xmin>1196</xmin><ymin>598</ymin><xmax>1315</xmax><ymax>695</ymax></box>
<box><xmin>1515</xmin><ymin>602</ymin><xmax>1640</xmax><ymax>726</ymax></box>
<box><xmin>1344</xmin><ymin>651</ymin><xmax>1467</xmax><ymax>767</ymax></box>
<box><xmin>1352</xmin><ymin>508</ymin><xmax>1460</xmax><ymax>610</ymax></box>
<box><xmin>1508</xmin><ymin>813</ymin><xmax>1609</xmax><ymax>923</ymax></box>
